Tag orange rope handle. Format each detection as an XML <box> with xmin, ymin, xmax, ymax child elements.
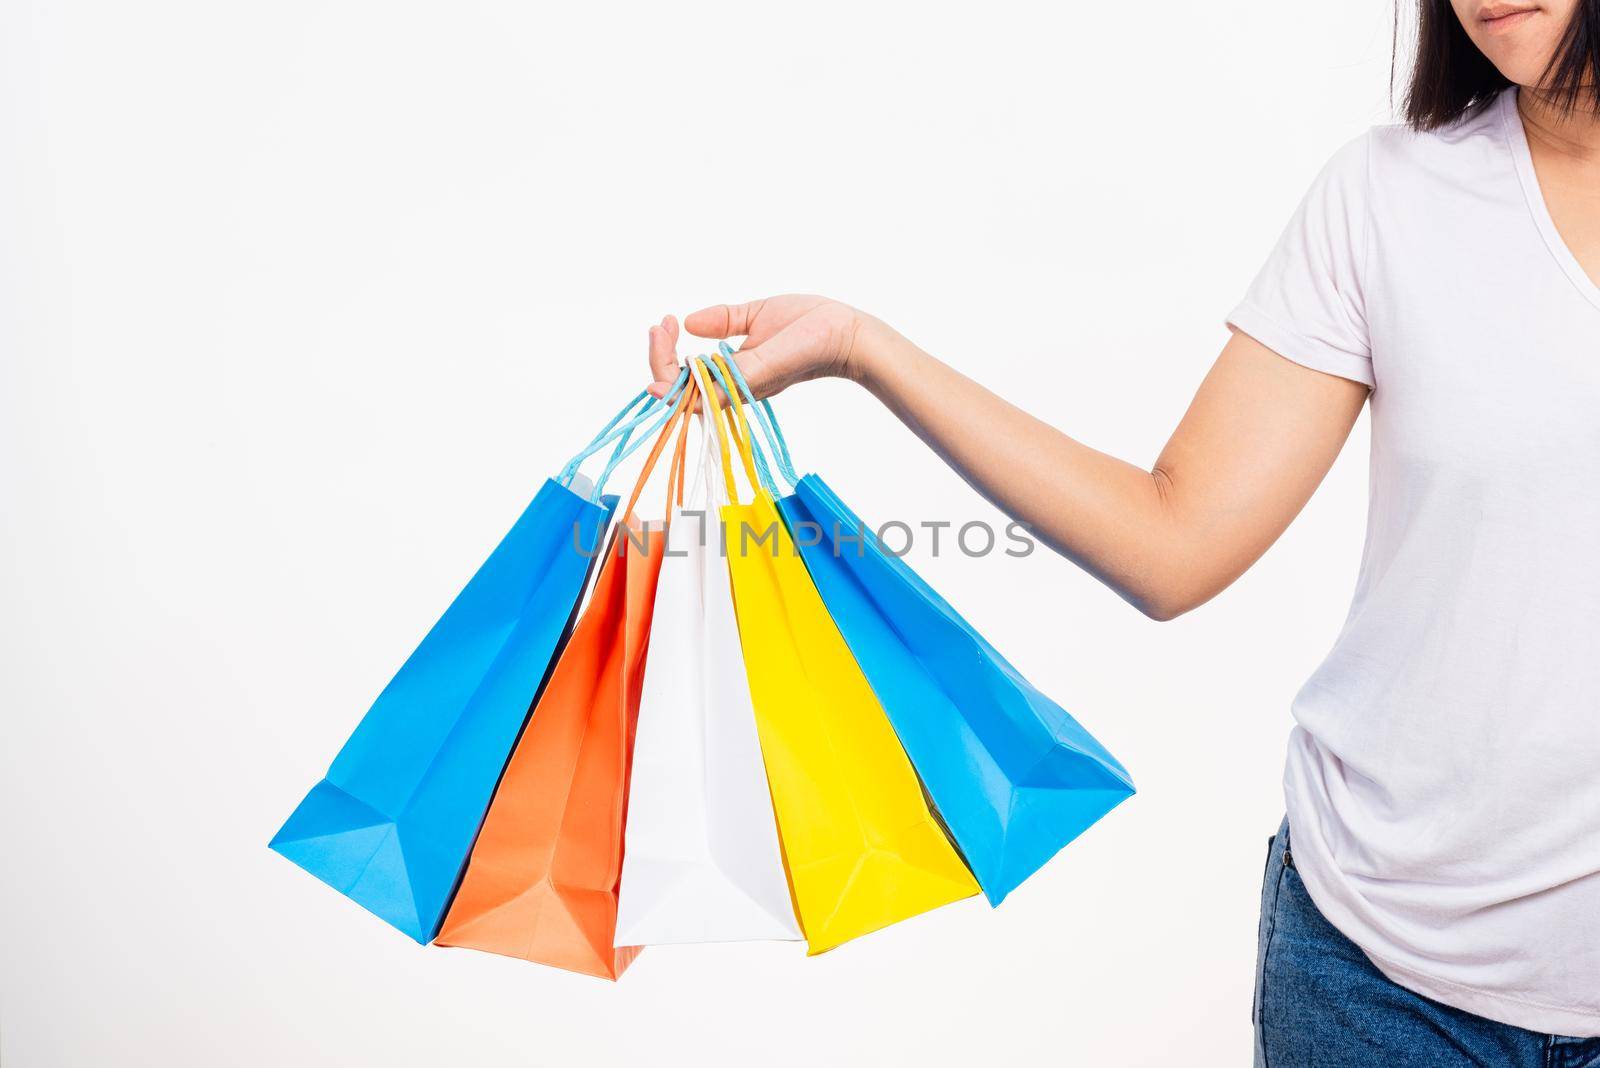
<box><xmin>620</xmin><ymin>370</ymin><xmax>699</xmax><ymax>525</ymax></box>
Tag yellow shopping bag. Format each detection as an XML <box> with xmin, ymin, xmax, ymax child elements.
<box><xmin>693</xmin><ymin>355</ymin><xmax>979</xmax><ymax>954</ymax></box>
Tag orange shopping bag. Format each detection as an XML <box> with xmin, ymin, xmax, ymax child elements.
<box><xmin>433</xmin><ymin>376</ymin><xmax>695</xmax><ymax>979</ymax></box>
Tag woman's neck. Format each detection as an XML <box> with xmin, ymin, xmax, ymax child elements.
<box><xmin>1515</xmin><ymin>85</ymin><xmax>1600</xmax><ymax>291</ymax></box>
<box><xmin>1516</xmin><ymin>87</ymin><xmax>1600</xmax><ymax>163</ymax></box>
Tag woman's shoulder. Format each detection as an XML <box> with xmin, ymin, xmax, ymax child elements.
<box><xmin>1359</xmin><ymin>89</ymin><xmax>1514</xmax><ymax>189</ymax></box>
<box><xmin>1282</xmin><ymin>88</ymin><xmax>1514</xmax><ymax>213</ymax></box>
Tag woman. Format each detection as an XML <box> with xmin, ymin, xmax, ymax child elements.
<box><xmin>648</xmin><ymin>1</ymin><xmax>1599</xmax><ymax>1064</ymax></box>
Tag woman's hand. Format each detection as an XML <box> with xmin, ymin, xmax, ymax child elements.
<box><xmin>646</xmin><ymin>295</ymin><xmax>891</xmax><ymax>400</ymax></box>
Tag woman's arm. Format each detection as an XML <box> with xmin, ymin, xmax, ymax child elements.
<box><xmin>646</xmin><ymin>296</ymin><xmax>1368</xmax><ymax>621</ymax></box>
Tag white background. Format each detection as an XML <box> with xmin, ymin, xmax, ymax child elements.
<box><xmin>1</xmin><ymin>2</ymin><xmax>1398</xmax><ymax>1064</ymax></box>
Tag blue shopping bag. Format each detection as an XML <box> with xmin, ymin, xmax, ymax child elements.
<box><xmin>708</xmin><ymin>348</ymin><xmax>1133</xmax><ymax>905</ymax></box>
<box><xmin>270</xmin><ymin>372</ymin><xmax>689</xmax><ymax>942</ymax></box>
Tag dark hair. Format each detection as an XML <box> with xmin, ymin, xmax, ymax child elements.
<box><xmin>1403</xmin><ymin>0</ymin><xmax>1600</xmax><ymax>129</ymax></box>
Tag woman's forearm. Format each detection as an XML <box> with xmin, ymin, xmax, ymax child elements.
<box><xmin>854</xmin><ymin>329</ymin><xmax>1186</xmax><ymax>617</ymax></box>
<box><xmin>851</xmin><ymin>325</ymin><xmax>1368</xmax><ymax>620</ymax></box>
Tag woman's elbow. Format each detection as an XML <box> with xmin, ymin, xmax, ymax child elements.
<box><xmin>1125</xmin><ymin>574</ymin><xmax>1219</xmax><ymax>622</ymax></box>
<box><xmin>1130</xmin><ymin>593</ymin><xmax>1191</xmax><ymax>622</ymax></box>
<box><xmin>1137</xmin><ymin>595</ymin><xmax>1199</xmax><ymax>623</ymax></box>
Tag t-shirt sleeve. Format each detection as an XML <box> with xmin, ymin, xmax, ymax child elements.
<box><xmin>1226</xmin><ymin>132</ymin><xmax>1374</xmax><ymax>387</ymax></box>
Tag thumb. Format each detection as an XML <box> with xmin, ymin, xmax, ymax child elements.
<box><xmin>684</xmin><ymin>300</ymin><xmax>765</xmax><ymax>340</ymax></box>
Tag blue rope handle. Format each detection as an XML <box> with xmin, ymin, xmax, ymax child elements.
<box><xmin>589</xmin><ymin>378</ymin><xmax>692</xmax><ymax>502</ymax></box>
<box><xmin>717</xmin><ymin>341</ymin><xmax>799</xmax><ymax>488</ymax></box>
<box><xmin>557</xmin><ymin>367</ymin><xmax>689</xmax><ymax>494</ymax></box>
<box><xmin>557</xmin><ymin>390</ymin><xmax>650</xmax><ymax>486</ymax></box>
<box><xmin>704</xmin><ymin>355</ymin><xmax>778</xmax><ymax>497</ymax></box>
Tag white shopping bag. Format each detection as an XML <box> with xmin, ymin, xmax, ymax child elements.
<box><xmin>614</xmin><ymin>410</ymin><xmax>802</xmax><ymax>946</ymax></box>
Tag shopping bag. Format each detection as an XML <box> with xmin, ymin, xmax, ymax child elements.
<box><xmin>613</xmin><ymin>401</ymin><xmax>802</xmax><ymax>947</ymax></box>
<box><xmin>433</xmin><ymin>374</ymin><xmax>697</xmax><ymax>978</ymax></box>
<box><xmin>697</xmin><ymin>355</ymin><xmax>979</xmax><ymax>955</ymax></box>
<box><xmin>270</xmin><ymin>373</ymin><xmax>689</xmax><ymax>942</ymax></box>
<box><xmin>716</xmin><ymin>345</ymin><xmax>1134</xmax><ymax>905</ymax></box>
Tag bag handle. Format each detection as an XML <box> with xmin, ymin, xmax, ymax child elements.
<box><xmin>558</xmin><ymin>367</ymin><xmax>691</xmax><ymax>499</ymax></box>
<box><xmin>556</xmin><ymin>390</ymin><xmax>649</xmax><ymax>488</ymax></box>
<box><xmin>557</xmin><ymin>368</ymin><xmax>689</xmax><ymax>490</ymax></box>
<box><xmin>619</xmin><ymin>369</ymin><xmax>699</xmax><ymax>525</ymax></box>
<box><xmin>717</xmin><ymin>341</ymin><xmax>799</xmax><ymax>489</ymax></box>
<box><xmin>690</xmin><ymin>357</ymin><xmax>743</xmax><ymax>504</ymax></box>
<box><xmin>693</xmin><ymin>355</ymin><xmax>774</xmax><ymax>502</ymax></box>
<box><xmin>685</xmin><ymin>404</ymin><xmax>719</xmax><ymax>510</ymax></box>
<box><xmin>588</xmin><ymin>369</ymin><xmax>696</xmax><ymax>503</ymax></box>
<box><xmin>664</xmin><ymin>388</ymin><xmax>692</xmax><ymax>512</ymax></box>
<box><xmin>705</xmin><ymin>354</ymin><xmax>779</xmax><ymax>498</ymax></box>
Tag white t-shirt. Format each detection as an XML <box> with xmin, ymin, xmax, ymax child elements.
<box><xmin>1228</xmin><ymin>87</ymin><xmax>1600</xmax><ymax>1037</ymax></box>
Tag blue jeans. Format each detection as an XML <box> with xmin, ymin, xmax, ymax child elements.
<box><xmin>1254</xmin><ymin>820</ymin><xmax>1600</xmax><ymax>1067</ymax></box>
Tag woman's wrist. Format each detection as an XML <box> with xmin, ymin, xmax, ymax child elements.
<box><xmin>844</xmin><ymin>314</ymin><xmax>912</xmax><ymax>392</ymax></box>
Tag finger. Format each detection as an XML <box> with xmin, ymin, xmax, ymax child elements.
<box><xmin>647</xmin><ymin>316</ymin><xmax>678</xmax><ymax>388</ymax></box>
<box><xmin>684</xmin><ymin>300</ymin><xmax>765</xmax><ymax>340</ymax></box>
<box><xmin>661</xmin><ymin>316</ymin><xmax>696</xmax><ymax>406</ymax></box>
